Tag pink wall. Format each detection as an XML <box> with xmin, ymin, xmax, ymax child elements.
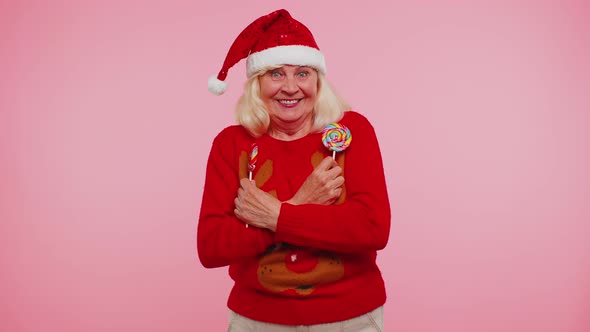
<box><xmin>2</xmin><ymin>0</ymin><xmax>589</xmax><ymax>331</ymax></box>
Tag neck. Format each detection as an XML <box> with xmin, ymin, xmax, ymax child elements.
<box><xmin>268</xmin><ymin>116</ymin><xmax>314</xmax><ymax>141</ymax></box>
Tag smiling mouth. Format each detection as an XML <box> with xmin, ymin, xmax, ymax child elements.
<box><xmin>277</xmin><ymin>99</ymin><xmax>302</xmax><ymax>107</ymax></box>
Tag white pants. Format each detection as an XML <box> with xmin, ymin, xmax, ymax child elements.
<box><xmin>228</xmin><ymin>306</ymin><xmax>383</xmax><ymax>332</ymax></box>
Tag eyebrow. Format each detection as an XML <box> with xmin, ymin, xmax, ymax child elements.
<box><xmin>267</xmin><ymin>66</ymin><xmax>312</xmax><ymax>73</ymax></box>
<box><xmin>280</xmin><ymin>65</ymin><xmax>310</xmax><ymax>70</ymax></box>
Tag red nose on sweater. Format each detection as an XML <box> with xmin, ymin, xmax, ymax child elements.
<box><xmin>284</xmin><ymin>249</ymin><xmax>319</xmax><ymax>273</ymax></box>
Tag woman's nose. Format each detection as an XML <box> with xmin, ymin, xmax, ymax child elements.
<box><xmin>281</xmin><ymin>76</ymin><xmax>299</xmax><ymax>94</ymax></box>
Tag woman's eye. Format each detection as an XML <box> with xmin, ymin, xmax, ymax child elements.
<box><xmin>270</xmin><ymin>71</ymin><xmax>283</xmax><ymax>79</ymax></box>
<box><xmin>297</xmin><ymin>71</ymin><xmax>309</xmax><ymax>78</ymax></box>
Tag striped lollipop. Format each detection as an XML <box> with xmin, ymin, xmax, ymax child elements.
<box><xmin>248</xmin><ymin>143</ymin><xmax>258</xmax><ymax>181</ymax></box>
<box><xmin>245</xmin><ymin>143</ymin><xmax>258</xmax><ymax>228</ymax></box>
<box><xmin>322</xmin><ymin>123</ymin><xmax>352</xmax><ymax>159</ymax></box>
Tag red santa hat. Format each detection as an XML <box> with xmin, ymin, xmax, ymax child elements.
<box><xmin>208</xmin><ymin>9</ymin><xmax>327</xmax><ymax>95</ymax></box>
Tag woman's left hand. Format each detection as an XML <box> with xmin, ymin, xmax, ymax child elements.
<box><xmin>234</xmin><ymin>178</ymin><xmax>281</xmax><ymax>231</ymax></box>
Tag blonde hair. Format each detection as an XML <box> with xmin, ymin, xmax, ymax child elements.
<box><xmin>235</xmin><ymin>66</ymin><xmax>350</xmax><ymax>137</ymax></box>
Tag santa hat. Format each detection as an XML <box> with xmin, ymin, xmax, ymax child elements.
<box><xmin>208</xmin><ymin>9</ymin><xmax>327</xmax><ymax>95</ymax></box>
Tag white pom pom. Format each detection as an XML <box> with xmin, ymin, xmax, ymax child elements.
<box><xmin>208</xmin><ymin>76</ymin><xmax>227</xmax><ymax>95</ymax></box>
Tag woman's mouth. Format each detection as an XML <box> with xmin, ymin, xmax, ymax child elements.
<box><xmin>277</xmin><ymin>99</ymin><xmax>302</xmax><ymax>108</ymax></box>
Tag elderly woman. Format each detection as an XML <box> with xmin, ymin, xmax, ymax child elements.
<box><xmin>198</xmin><ymin>9</ymin><xmax>391</xmax><ymax>331</ymax></box>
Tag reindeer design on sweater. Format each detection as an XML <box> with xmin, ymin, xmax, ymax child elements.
<box><xmin>238</xmin><ymin>150</ymin><xmax>346</xmax><ymax>295</ymax></box>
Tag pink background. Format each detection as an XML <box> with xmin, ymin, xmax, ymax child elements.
<box><xmin>2</xmin><ymin>0</ymin><xmax>589</xmax><ymax>331</ymax></box>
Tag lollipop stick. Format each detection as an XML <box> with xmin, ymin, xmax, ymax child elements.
<box><xmin>332</xmin><ymin>150</ymin><xmax>336</xmax><ymax>160</ymax></box>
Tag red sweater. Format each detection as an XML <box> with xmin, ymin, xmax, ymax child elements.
<box><xmin>197</xmin><ymin>111</ymin><xmax>391</xmax><ymax>325</ymax></box>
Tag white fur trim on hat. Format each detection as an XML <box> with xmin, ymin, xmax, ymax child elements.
<box><xmin>246</xmin><ymin>45</ymin><xmax>326</xmax><ymax>77</ymax></box>
<box><xmin>208</xmin><ymin>76</ymin><xmax>227</xmax><ymax>95</ymax></box>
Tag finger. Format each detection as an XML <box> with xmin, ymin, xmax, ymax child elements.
<box><xmin>329</xmin><ymin>176</ymin><xmax>345</xmax><ymax>188</ymax></box>
<box><xmin>242</xmin><ymin>178</ymin><xmax>260</xmax><ymax>194</ymax></box>
<box><xmin>234</xmin><ymin>208</ymin><xmax>247</xmax><ymax>223</ymax></box>
<box><xmin>325</xmin><ymin>165</ymin><xmax>343</xmax><ymax>179</ymax></box>
<box><xmin>316</xmin><ymin>156</ymin><xmax>337</xmax><ymax>171</ymax></box>
<box><xmin>324</xmin><ymin>188</ymin><xmax>342</xmax><ymax>204</ymax></box>
<box><xmin>240</xmin><ymin>178</ymin><xmax>257</xmax><ymax>194</ymax></box>
<box><xmin>240</xmin><ymin>177</ymin><xmax>251</xmax><ymax>188</ymax></box>
<box><xmin>326</xmin><ymin>195</ymin><xmax>338</xmax><ymax>204</ymax></box>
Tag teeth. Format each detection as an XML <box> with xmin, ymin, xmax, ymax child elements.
<box><xmin>279</xmin><ymin>99</ymin><xmax>299</xmax><ymax>105</ymax></box>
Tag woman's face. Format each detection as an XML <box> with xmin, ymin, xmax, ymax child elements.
<box><xmin>258</xmin><ymin>65</ymin><xmax>318</xmax><ymax>126</ymax></box>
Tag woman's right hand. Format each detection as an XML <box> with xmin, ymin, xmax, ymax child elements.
<box><xmin>286</xmin><ymin>156</ymin><xmax>344</xmax><ymax>206</ymax></box>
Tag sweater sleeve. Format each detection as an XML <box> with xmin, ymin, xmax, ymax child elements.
<box><xmin>274</xmin><ymin>113</ymin><xmax>391</xmax><ymax>253</ymax></box>
<box><xmin>197</xmin><ymin>128</ymin><xmax>275</xmax><ymax>268</ymax></box>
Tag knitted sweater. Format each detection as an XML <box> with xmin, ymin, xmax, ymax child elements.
<box><xmin>197</xmin><ymin>111</ymin><xmax>391</xmax><ymax>325</ymax></box>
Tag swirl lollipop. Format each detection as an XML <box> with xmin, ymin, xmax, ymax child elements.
<box><xmin>248</xmin><ymin>143</ymin><xmax>258</xmax><ymax>181</ymax></box>
<box><xmin>322</xmin><ymin>123</ymin><xmax>352</xmax><ymax>159</ymax></box>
